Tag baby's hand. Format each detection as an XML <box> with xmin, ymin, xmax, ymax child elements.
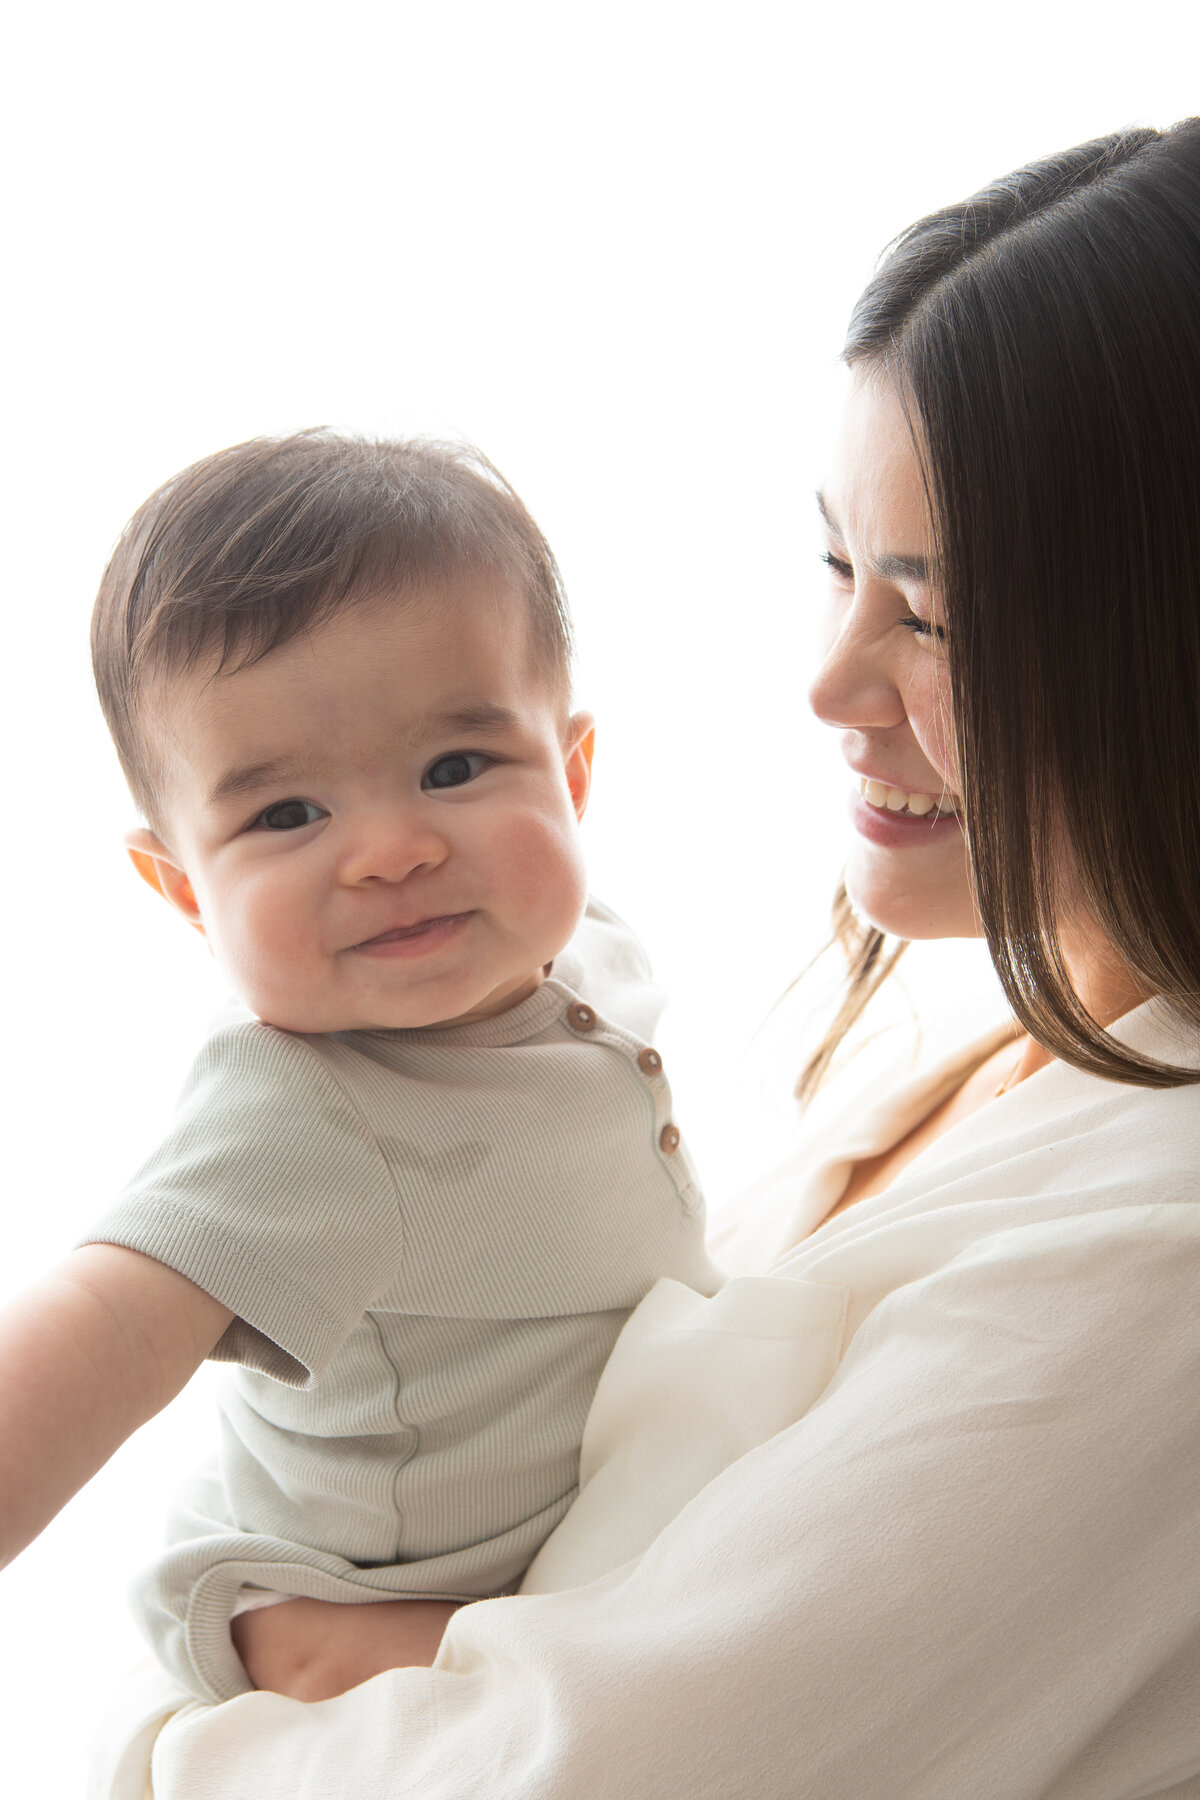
<box><xmin>231</xmin><ymin>1595</ymin><xmax>463</xmax><ymax>1701</ymax></box>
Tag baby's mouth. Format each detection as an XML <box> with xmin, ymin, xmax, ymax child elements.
<box><xmin>859</xmin><ymin>777</ymin><xmax>960</xmax><ymax>820</ymax></box>
<box><xmin>353</xmin><ymin>912</ymin><xmax>472</xmax><ymax>949</ymax></box>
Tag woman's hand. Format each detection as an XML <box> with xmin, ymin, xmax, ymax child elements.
<box><xmin>231</xmin><ymin>1596</ymin><xmax>463</xmax><ymax>1702</ymax></box>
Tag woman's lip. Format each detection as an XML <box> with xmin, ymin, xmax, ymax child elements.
<box><xmin>848</xmin><ymin>789</ymin><xmax>964</xmax><ymax>847</ymax></box>
<box><xmin>349</xmin><ymin>913</ymin><xmax>473</xmax><ymax>955</ymax></box>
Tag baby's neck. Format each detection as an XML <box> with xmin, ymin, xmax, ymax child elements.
<box><xmin>422</xmin><ymin>966</ymin><xmax>549</xmax><ymax>1030</ymax></box>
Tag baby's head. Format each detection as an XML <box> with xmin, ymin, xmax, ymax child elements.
<box><xmin>92</xmin><ymin>432</ymin><xmax>594</xmax><ymax>1033</ymax></box>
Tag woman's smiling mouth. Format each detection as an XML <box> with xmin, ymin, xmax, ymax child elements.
<box><xmin>858</xmin><ymin>776</ymin><xmax>960</xmax><ymax>820</ymax></box>
<box><xmin>850</xmin><ymin>777</ymin><xmax>964</xmax><ymax>847</ymax></box>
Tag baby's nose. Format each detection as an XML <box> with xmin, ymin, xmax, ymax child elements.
<box><xmin>339</xmin><ymin>806</ymin><xmax>450</xmax><ymax>884</ymax></box>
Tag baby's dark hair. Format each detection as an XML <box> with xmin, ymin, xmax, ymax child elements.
<box><xmin>91</xmin><ymin>431</ymin><xmax>573</xmax><ymax>828</ymax></box>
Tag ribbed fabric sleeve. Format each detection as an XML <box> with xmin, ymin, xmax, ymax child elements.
<box><xmin>86</xmin><ymin>1023</ymin><xmax>406</xmax><ymax>1384</ymax></box>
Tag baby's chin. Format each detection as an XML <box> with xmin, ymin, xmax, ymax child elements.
<box><xmin>239</xmin><ymin>972</ymin><xmax>549</xmax><ymax>1035</ymax></box>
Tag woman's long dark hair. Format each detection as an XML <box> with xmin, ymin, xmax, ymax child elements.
<box><xmin>804</xmin><ymin>120</ymin><xmax>1200</xmax><ymax>1098</ymax></box>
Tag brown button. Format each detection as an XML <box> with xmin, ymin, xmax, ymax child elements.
<box><xmin>567</xmin><ymin>1002</ymin><xmax>597</xmax><ymax>1033</ymax></box>
<box><xmin>637</xmin><ymin>1047</ymin><xmax>664</xmax><ymax>1076</ymax></box>
<box><xmin>659</xmin><ymin>1124</ymin><xmax>681</xmax><ymax>1154</ymax></box>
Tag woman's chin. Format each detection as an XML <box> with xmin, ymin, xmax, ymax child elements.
<box><xmin>844</xmin><ymin>844</ymin><xmax>981</xmax><ymax>942</ymax></box>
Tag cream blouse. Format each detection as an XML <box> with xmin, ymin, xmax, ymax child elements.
<box><xmin>96</xmin><ymin>1000</ymin><xmax>1200</xmax><ymax>1800</ymax></box>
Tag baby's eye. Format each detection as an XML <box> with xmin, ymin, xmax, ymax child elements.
<box><xmin>422</xmin><ymin>752</ymin><xmax>490</xmax><ymax>791</ymax></box>
<box><xmin>254</xmin><ymin>799</ymin><xmax>327</xmax><ymax>831</ymax></box>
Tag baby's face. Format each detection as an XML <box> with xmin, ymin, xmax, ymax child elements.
<box><xmin>135</xmin><ymin>576</ymin><xmax>593</xmax><ymax>1032</ymax></box>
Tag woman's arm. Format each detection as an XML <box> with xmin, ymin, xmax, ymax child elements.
<box><xmin>147</xmin><ymin>1205</ymin><xmax>1200</xmax><ymax>1799</ymax></box>
<box><xmin>0</xmin><ymin>1245</ymin><xmax>231</xmax><ymax>1569</ymax></box>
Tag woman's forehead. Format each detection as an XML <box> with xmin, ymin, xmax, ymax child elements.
<box><xmin>820</xmin><ymin>372</ymin><xmax>935</xmax><ymax>570</ymax></box>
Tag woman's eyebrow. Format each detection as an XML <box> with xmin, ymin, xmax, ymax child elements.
<box><xmin>816</xmin><ymin>490</ymin><xmax>847</xmax><ymax>542</ymax></box>
<box><xmin>815</xmin><ymin>489</ymin><xmax>931</xmax><ymax>584</ymax></box>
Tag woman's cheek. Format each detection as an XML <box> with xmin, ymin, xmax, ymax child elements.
<box><xmin>910</xmin><ymin>661</ymin><xmax>958</xmax><ymax>790</ymax></box>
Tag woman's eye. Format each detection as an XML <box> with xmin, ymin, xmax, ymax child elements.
<box><xmin>255</xmin><ymin>799</ymin><xmax>326</xmax><ymax>831</ymax></box>
<box><xmin>820</xmin><ymin>550</ymin><xmax>854</xmax><ymax>582</ymax></box>
<box><xmin>423</xmin><ymin>752</ymin><xmax>489</xmax><ymax>791</ymax></box>
<box><xmin>901</xmin><ymin>614</ymin><xmax>947</xmax><ymax>642</ymax></box>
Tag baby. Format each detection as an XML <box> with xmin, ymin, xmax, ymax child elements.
<box><xmin>0</xmin><ymin>432</ymin><xmax>718</xmax><ymax>1705</ymax></box>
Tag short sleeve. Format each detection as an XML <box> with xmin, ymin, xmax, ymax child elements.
<box><xmin>79</xmin><ymin>1022</ymin><xmax>404</xmax><ymax>1385</ymax></box>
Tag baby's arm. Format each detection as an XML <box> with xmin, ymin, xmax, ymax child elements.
<box><xmin>0</xmin><ymin>1243</ymin><xmax>232</xmax><ymax>1569</ymax></box>
<box><xmin>231</xmin><ymin>1595</ymin><xmax>463</xmax><ymax>1700</ymax></box>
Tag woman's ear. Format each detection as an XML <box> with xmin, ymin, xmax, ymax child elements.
<box><xmin>563</xmin><ymin>713</ymin><xmax>596</xmax><ymax>822</ymax></box>
<box><xmin>124</xmin><ymin>829</ymin><xmax>205</xmax><ymax>936</ymax></box>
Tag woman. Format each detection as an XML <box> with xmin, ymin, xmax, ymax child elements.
<box><xmin>104</xmin><ymin>121</ymin><xmax>1200</xmax><ymax>1799</ymax></box>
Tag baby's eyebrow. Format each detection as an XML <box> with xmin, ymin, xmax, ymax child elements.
<box><xmin>408</xmin><ymin>702</ymin><xmax>524</xmax><ymax>742</ymax></box>
<box><xmin>205</xmin><ymin>705</ymin><xmax>525</xmax><ymax>809</ymax></box>
<box><xmin>206</xmin><ymin>758</ymin><xmax>309</xmax><ymax>808</ymax></box>
<box><xmin>815</xmin><ymin>489</ymin><xmax>932</xmax><ymax>585</ymax></box>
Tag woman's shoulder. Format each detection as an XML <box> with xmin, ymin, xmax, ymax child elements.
<box><xmin>713</xmin><ymin>996</ymin><xmax>1200</xmax><ymax>1277</ymax></box>
<box><xmin>973</xmin><ymin>997</ymin><xmax>1200</xmax><ymax>1190</ymax></box>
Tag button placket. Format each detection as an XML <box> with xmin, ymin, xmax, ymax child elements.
<box><xmin>634</xmin><ymin>1044</ymin><xmax>682</xmax><ymax>1165</ymax></box>
<box><xmin>560</xmin><ymin>995</ymin><xmax>698</xmax><ymax>1212</ymax></box>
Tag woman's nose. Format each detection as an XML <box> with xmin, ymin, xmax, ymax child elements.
<box><xmin>807</xmin><ymin>601</ymin><xmax>906</xmax><ymax>733</ymax></box>
<box><xmin>338</xmin><ymin>804</ymin><xmax>450</xmax><ymax>886</ymax></box>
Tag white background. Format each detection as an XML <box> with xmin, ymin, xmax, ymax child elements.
<box><xmin>1</xmin><ymin>3</ymin><xmax>1196</xmax><ymax>1789</ymax></box>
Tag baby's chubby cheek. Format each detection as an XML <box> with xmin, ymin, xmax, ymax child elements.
<box><xmin>499</xmin><ymin>813</ymin><xmax>590</xmax><ymax>958</ymax></box>
<box><xmin>198</xmin><ymin>878</ymin><xmax>329</xmax><ymax>1030</ymax></box>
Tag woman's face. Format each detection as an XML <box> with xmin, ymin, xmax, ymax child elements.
<box><xmin>809</xmin><ymin>368</ymin><xmax>979</xmax><ymax>941</ymax></box>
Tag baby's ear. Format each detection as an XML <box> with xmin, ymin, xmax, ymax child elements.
<box><xmin>124</xmin><ymin>829</ymin><xmax>205</xmax><ymax>936</ymax></box>
<box><xmin>564</xmin><ymin>713</ymin><xmax>596</xmax><ymax>822</ymax></box>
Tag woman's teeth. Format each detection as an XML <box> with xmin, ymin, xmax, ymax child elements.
<box><xmin>860</xmin><ymin>777</ymin><xmax>958</xmax><ymax>819</ymax></box>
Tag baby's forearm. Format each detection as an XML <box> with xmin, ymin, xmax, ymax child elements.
<box><xmin>232</xmin><ymin>1596</ymin><xmax>463</xmax><ymax>1701</ymax></box>
<box><xmin>0</xmin><ymin>1244</ymin><xmax>231</xmax><ymax>1569</ymax></box>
